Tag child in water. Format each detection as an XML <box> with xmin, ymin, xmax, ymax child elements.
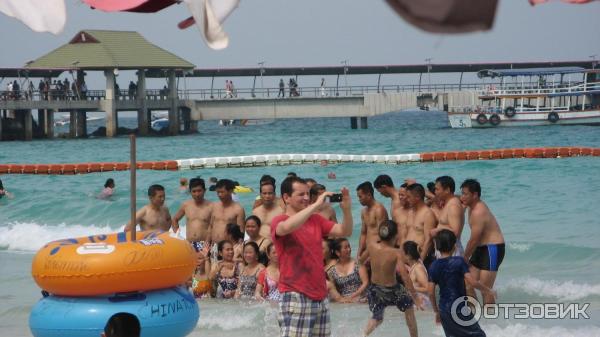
<box><xmin>0</xmin><ymin>179</ymin><xmax>13</xmax><ymax>199</ymax></box>
<box><xmin>98</xmin><ymin>178</ymin><xmax>115</xmax><ymax>200</ymax></box>
<box><xmin>191</xmin><ymin>244</ymin><xmax>212</xmax><ymax>298</ymax></box>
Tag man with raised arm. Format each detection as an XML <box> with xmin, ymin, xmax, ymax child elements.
<box><xmin>172</xmin><ymin>178</ymin><xmax>213</xmax><ymax>251</ymax></box>
<box><xmin>211</xmin><ymin>179</ymin><xmax>245</xmax><ymax>243</ymax></box>
<box><xmin>356</xmin><ymin>181</ymin><xmax>389</xmax><ymax>259</ymax></box>
<box><xmin>460</xmin><ymin>179</ymin><xmax>505</xmax><ymax>304</ymax></box>
<box><xmin>271</xmin><ymin>176</ymin><xmax>353</xmax><ymax>337</ymax></box>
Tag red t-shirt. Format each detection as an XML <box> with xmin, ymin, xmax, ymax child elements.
<box><xmin>271</xmin><ymin>213</ymin><xmax>335</xmax><ymax>300</ymax></box>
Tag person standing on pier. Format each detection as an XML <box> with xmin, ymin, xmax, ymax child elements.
<box><xmin>278</xmin><ymin>79</ymin><xmax>285</xmax><ymax>97</ymax></box>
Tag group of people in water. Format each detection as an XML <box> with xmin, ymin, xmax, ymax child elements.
<box><xmin>124</xmin><ymin>172</ymin><xmax>505</xmax><ymax>337</ymax></box>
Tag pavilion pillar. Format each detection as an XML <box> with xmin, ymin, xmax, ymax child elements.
<box><xmin>167</xmin><ymin>70</ymin><xmax>179</xmax><ymax>136</ymax></box>
<box><xmin>24</xmin><ymin>110</ymin><xmax>33</xmax><ymax>141</ymax></box>
<box><xmin>76</xmin><ymin>110</ymin><xmax>87</xmax><ymax>138</ymax></box>
<box><xmin>104</xmin><ymin>70</ymin><xmax>117</xmax><ymax>137</ymax></box>
<box><xmin>69</xmin><ymin>110</ymin><xmax>76</xmax><ymax>138</ymax></box>
<box><xmin>137</xmin><ymin>70</ymin><xmax>149</xmax><ymax>136</ymax></box>
<box><xmin>45</xmin><ymin>109</ymin><xmax>54</xmax><ymax>139</ymax></box>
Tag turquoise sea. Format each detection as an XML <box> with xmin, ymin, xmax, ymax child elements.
<box><xmin>1</xmin><ymin>110</ymin><xmax>599</xmax><ymax>337</ymax></box>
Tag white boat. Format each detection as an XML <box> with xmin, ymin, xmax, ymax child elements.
<box><xmin>54</xmin><ymin>115</ymin><xmax>103</xmax><ymax>126</ymax></box>
<box><xmin>447</xmin><ymin>67</ymin><xmax>600</xmax><ymax>128</ymax></box>
<box><xmin>219</xmin><ymin>119</ymin><xmax>275</xmax><ymax>126</ymax></box>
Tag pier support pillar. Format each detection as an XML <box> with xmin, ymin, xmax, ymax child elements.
<box><xmin>104</xmin><ymin>70</ymin><xmax>117</xmax><ymax>137</ymax></box>
<box><xmin>69</xmin><ymin>110</ymin><xmax>76</xmax><ymax>138</ymax></box>
<box><xmin>360</xmin><ymin>117</ymin><xmax>368</xmax><ymax>129</ymax></box>
<box><xmin>24</xmin><ymin>110</ymin><xmax>33</xmax><ymax>141</ymax></box>
<box><xmin>45</xmin><ymin>110</ymin><xmax>54</xmax><ymax>139</ymax></box>
<box><xmin>76</xmin><ymin>110</ymin><xmax>87</xmax><ymax>138</ymax></box>
<box><xmin>0</xmin><ymin>114</ymin><xmax>3</xmax><ymax>141</ymax></box>
<box><xmin>37</xmin><ymin>109</ymin><xmax>46</xmax><ymax>138</ymax></box>
<box><xmin>350</xmin><ymin>117</ymin><xmax>358</xmax><ymax>129</ymax></box>
<box><xmin>168</xmin><ymin>70</ymin><xmax>179</xmax><ymax>136</ymax></box>
<box><xmin>182</xmin><ymin>107</ymin><xmax>193</xmax><ymax>133</ymax></box>
<box><xmin>137</xmin><ymin>70</ymin><xmax>149</xmax><ymax>136</ymax></box>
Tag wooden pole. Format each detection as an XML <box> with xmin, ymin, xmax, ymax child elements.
<box><xmin>130</xmin><ymin>134</ymin><xmax>137</xmax><ymax>241</ymax></box>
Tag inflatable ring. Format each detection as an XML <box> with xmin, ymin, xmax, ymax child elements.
<box><xmin>29</xmin><ymin>286</ymin><xmax>199</xmax><ymax>337</ymax></box>
<box><xmin>489</xmin><ymin>114</ymin><xmax>501</xmax><ymax>126</ymax></box>
<box><xmin>476</xmin><ymin>113</ymin><xmax>488</xmax><ymax>125</ymax></box>
<box><xmin>504</xmin><ymin>106</ymin><xmax>516</xmax><ymax>118</ymax></box>
<box><xmin>548</xmin><ymin>112</ymin><xmax>560</xmax><ymax>123</ymax></box>
<box><xmin>31</xmin><ymin>231</ymin><xmax>196</xmax><ymax>296</ymax></box>
<box><xmin>234</xmin><ymin>185</ymin><xmax>253</xmax><ymax>193</ymax></box>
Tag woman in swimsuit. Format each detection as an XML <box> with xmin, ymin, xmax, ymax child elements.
<box><xmin>225</xmin><ymin>223</ymin><xmax>245</xmax><ymax>263</ymax></box>
<box><xmin>255</xmin><ymin>243</ymin><xmax>281</xmax><ymax>301</ymax></box>
<box><xmin>402</xmin><ymin>240</ymin><xmax>431</xmax><ymax>309</ymax></box>
<box><xmin>243</xmin><ymin>215</ymin><xmax>271</xmax><ymax>265</ymax></box>
<box><xmin>209</xmin><ymin>240</ymin><xmax>240</xmax><ymax>299</ymax></box>
<box><xmin>327</xmin><ymin>238</ymin><xmax>369</xmax><ymax>303</ymax></box>
<box><xmin>235</xmin><ymin>241</ymin><xmax>265</xmax><ymax>299</ymax></box>
<box><xmin>191</xmin><ymin>242</ymin><xmax>212</xmax><ymax>298</ymax></box>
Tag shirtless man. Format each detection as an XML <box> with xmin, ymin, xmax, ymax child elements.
<box><xmin>172</xmin><ymin>178</ymin><xmax>213</xmax><ymax>250</ymax></box>
<box><xmin>359</xmin><ymin>220</ymin><xmax>421</xmax><ymax>337</ymax></box>
<box><xmin>405</xmin><ymin>184</ymin><xmax>437</xmax><ymax>268</ymax></box>
<box><xmin>252</xmin><ymin>175</ymin><xmax>285</xmax><ymax>210</ymax></box>
<box><xmin>392</xmin><ymin>183</ymin><xmax>411</xmax><ymax>246</ymax></box>
<box><xmin>356</xmin><ymin>181</ymin><xmax>389</xmax><ymax>259</ymax></box>
<box><xmin>373</xmin><ymin>174</ymin><xmax>401</xmax><ymax>212</ymax></box>
<box><xmin>432</xmin><ymin>176</ymin><xmax>466</xmax><ymax>256</ymax></box>
<box><xmin>460</xmin><ymin>179</ymin><xmax>505</xmax><ymax>304</ymax></box>
<box><xmin>310</xmin><ymin>184</ymin><xmax>338</xmax><ymax>222</ymax></box>
<box><xmin>125</xmin><ymin>184</ymin><xmax>171</xmax><ymax>232</ymax></box>
<box><xmin>252</xmin><ymin>181</ymin><xmax>284</xmax><ymax>238</ymax></box>
<box><xmin>211</xmin><ymin>179</ymin><xmax>245</xmax><ymax>243</ymax></box>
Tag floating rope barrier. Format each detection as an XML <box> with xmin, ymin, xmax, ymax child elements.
<box><xmin>1</xmin><ymin>147</ymin><xmax>598</xmax><ymax>175</ymax></box>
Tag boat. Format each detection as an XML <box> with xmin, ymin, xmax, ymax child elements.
<box><xmin>54</xmin><ymin>115</ymin><xmax>104</xmax><ymax>126</ymax></box>
<box><xmin>447</xmin><ymin>67</ymin><xmax>600</xmax><ymax>128</ymax></box>
<box><xmin>151</xmin><ymin>117</ymin><xmax>169</xmax><ymax>130</ymax></box>
<box><xmin>219</xmin><ymin>119</ymin><xmax>275</xmax><ymax>126</ymax></box>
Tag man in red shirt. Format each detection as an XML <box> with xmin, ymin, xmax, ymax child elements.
<box><xmin>271</xmin><ymin>176</ymin><xmax>353</xmax><ymax>337</ymax></box>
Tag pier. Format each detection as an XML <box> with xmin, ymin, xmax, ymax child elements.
<box><xmin>0</xmin><ymin>30</ymin><xmax>595</xmax><ymax>141</ymax></box>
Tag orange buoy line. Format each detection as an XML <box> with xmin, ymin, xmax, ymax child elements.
<box><xmin>1</xmin><ymin>147</ymin><xmax>598</xmax><ymax>175</ymax></box>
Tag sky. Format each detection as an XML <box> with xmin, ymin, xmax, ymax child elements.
<box><xmin>0</xmin><ymin>0</ymin><xmax>599</xmax><ymax>89</ymax></box>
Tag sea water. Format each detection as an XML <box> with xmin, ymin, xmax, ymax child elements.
<box><xmin>1</xmin><ymin>110</ymin><xmax>599</xmax><ymax>336</ymax></box>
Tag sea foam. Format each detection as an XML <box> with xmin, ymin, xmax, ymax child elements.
<box><xmin>499</xmin><ymin>276</ymin><xmax>600</xmax><ymax>301</ymax></box>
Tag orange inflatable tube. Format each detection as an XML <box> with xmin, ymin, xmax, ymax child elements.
<box><xmin>31</xmin><ymin>230</ymin><xmax>196</xmax><ymax>296</ymax></box>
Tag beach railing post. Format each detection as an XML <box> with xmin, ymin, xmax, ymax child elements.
<box><xmin>130</xmin><ymin>134</ymin><xmax>136</xmax><ymax>241</ymax></box>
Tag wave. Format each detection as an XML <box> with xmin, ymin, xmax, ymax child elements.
<box><xmin>0</xmin><ymin>222</ymin><xmax>117</xmax><ymax>252</ymax></box>
<box><xmin>508</xmin><ymin>242</ymin><xmax>532</xmax><ymax>252</ymax></box>
<box><xmin>498</xmin><ymin>276</ymin><xmax>600</xmax><ymax>301</ymax></box>
<box><xmin>484</xmin><ymin>324</ymin><xmax>600</xmax><ymax>337</ymax></box>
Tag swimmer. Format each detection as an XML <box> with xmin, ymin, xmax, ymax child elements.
<box><xmin>305</xmin><ymin>178</ymin><xmax>318</xmax><ymax>189</ymax></box>
<box><xmin>208</xmin><ymin>177</ymin><xmax>218</xmax><ymax>191</ymax></box>
<box><xmin>327</xmin><ymin>172</ymin><xmax>336</xmax><ymax>180</ymax></box>
<box><xmin>234</xmin><ymin>241</ymin><xmax>265</xmax><ymax>299</ymax></box>
<box><xmin>124</xmin><ymin>184</ymin><xmax>172</xmax><ymax>232</ymax></box>
<box><xmin>0</xmin><ymin>179</ymin><xmax>13</xmax><ymax>199</ymax></box>
<box><xmin>359</xmin><ymin>220</ymin><xmax>422</xmax><ymax>337</ymax></box>
<box><xmin>209</xmin><ymin>240</ymin><xmax>240</xmax><ymax>299</ymax></box>
<box><xmin>98</xmin><ymin>178</ymin><xmax>115</xmax><ymax>200</ymax></box>
<box><xmin>392</xmin><ymin>183</ymin><xmax>410</xmax><ymax>247</ymax></box>
<box><xmin>191</xmin><ymin>244</ymin><xmax>212</xmax><ymax>298</ymax></box>
<box><xmin>210</xmin><ymin>179</ymin><xmax>245</xmax><ymax>243</ymax></box>
<box><xmin>172</xmin><ymin>178</ymin><xmax>213</xmax><ymax>247</ymax></box>
<box><xmin>179</xmin><ymin>177</ymin><xmax>189</xmax><ymax>192</ymax></box>
<box><xmin>356</xmin><ymin>181</ymin><xmax>388</xmax><ymax>259</ymax></box>
<box><xmin>252</xmin><ymin>181</ymin><xmax>284</xmax><ymax>237</ymax></box>
<box><xmin>226</xmin><ymin>223</ymin><xmax>245</xmax><ymax>263</ymax></box>
<box><xmin>460</xmin><ymin>179</ymin><xmax>505</xmax><ymax>304</ymax></box>
<box><xmin>255</xmin><ymin>243</ymin><xmax>281</xmax><ymax>301</ymax></box>
<box><xmin>327</xmin><ymin>239</ymin><xmax>368</xmax><ymax>303</ymax></box>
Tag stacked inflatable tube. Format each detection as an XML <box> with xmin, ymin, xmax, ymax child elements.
<box><xmin>2</xmin><ymin>147</ymin><xmax>599</xmax><ymax>174</ymax></box>
<box><xmin>30</xmin><ymin>286</ymin><xmax>199</xmax><ymax>337</ymax></box>
<box><xmin>30</xmin><ymin>230</ymin><xmax>199</xmax><ymax>337</ymax></box>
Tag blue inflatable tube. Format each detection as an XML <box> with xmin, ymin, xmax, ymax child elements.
<box><xmin>29</xmin><ymin>286</ymin><xmax>199</xmax><ymax>337</ymax></box>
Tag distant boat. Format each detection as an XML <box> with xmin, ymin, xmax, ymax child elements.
<box><xmin>151</xmin><ymin>118</ymin><xmax>169</xmax><ymax>130</ymax></box>
<box><xmin>54</xmin><ymin>115</ymin><xmax>103</xmax><ymax>126</ymax></box>
<box><xmin>219</xmin><ymin>119</ymin><xmax>275</xmax><ymax>126</ymax></box>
